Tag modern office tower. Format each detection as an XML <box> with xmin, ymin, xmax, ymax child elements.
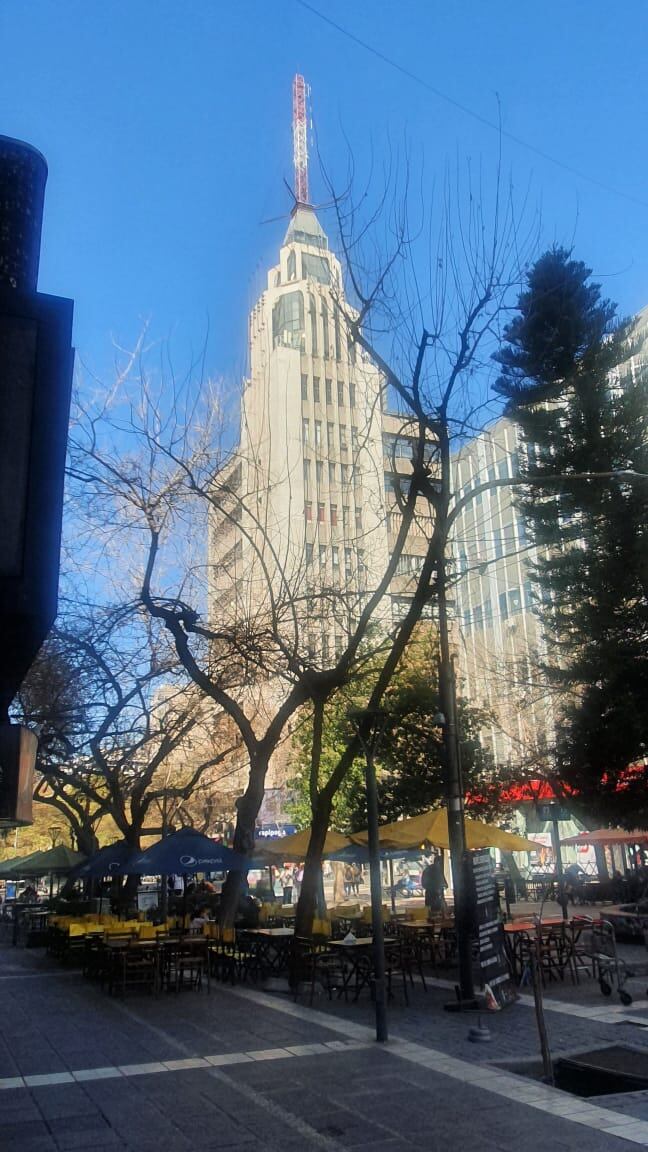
<box><xmin>450</xmin><ymin>418</ymin><xmax>553</xmax><ymax>767</ymax></box>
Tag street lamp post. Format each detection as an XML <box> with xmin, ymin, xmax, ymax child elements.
<box><xmin>349</xmin><ymin>708</ymin><xmax>388</xmax><ymax>1043</ymax></box>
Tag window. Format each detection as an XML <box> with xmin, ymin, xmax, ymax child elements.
<box><xmin>382</xmin><ymin>432</ymin><xmax>413</xmax><ymax>461</ymax></box>
<box><xmin>337</xmin><ymin>380</ymin><xmax>344</xmax><ymax>406</ymax></box>
<box><xmin>272</xmin><ymin>290</ymin><xmax>304</xmax><ymax>350</ymax></box>
<box><xmin>328</xmin><ymin>462</ymin><xmax>336</xmax><ymax>485</ymax></box>
<box><xmin>497</xmin><ymin>458</ymin><xmax>508</xmax><ymax>480</ymax></box>
<box><xmin>498</xmin><ymin>591</ymin><xmax>508</xmax><ymax>620</ymax></box>
<box><xmin>349</xmin><ymin>381</ymin><xmax>356</xmax><ymax>408</ymax></box>
<box><xmin>503</xmin><ymin>523</ymin><xmax>516</xmax><ymax>553</ymax></box>
<box><xmin>508</xmin><ymin>587</ymin><xmax>522</xmax><ymax>614</ymax></box>
<box><xmin>351</xmin><ymin>426</ymin><xmax>359</xmax><ymax>450</ymax></box>
<box><xmin>309</xmin><ymin>294</ymin><xmax>318</xmax><ymax>354</ymax></box>
<box><xmin>321</xmin><ymin>300</ymin><xmax>330</xmax><ymax>358</ymax></box>
<box><xmin>342</xmin><ymin>505</ymin><xmax>350</xmax><ymax>529</ymax></box>
<box><xmin>348</xmin><ymin>336</ymin><xmax>356</xmax><ymax>364</ymax></box>
<box><xmin>395</xmin><ymin>553</ymin><xmax>424</xmax><ymax>576</ymax></box>
<box><xmin>524</xmin><ymin>581</ymin><xmax>534</xmax><ymax>608</ymax></box>
<box><xmin>330</xmin><ymin>504</ymin><xmax>338</xmax><ymax>527</ymax></box>
<box><xmin>303</xmin><ymin>458</ymin><xmax>311</xmax><ymax>495</ymax></box>
<box><xmin>315</xmin><ymin>420</ymin><xmax>322</xmax><ymax>447</ymax></box>
<box><xmin>327</xmin><ymin>421</ymin><xmax>334</xmax><ymax>450</ymax></box>
<box><xmin>325</xmin><ymin>377</ymin><xmax>332</xmax><ymax>404</ymax></box>
<box><xmin>384</xmin><ymin>473</ymin><xmax>398</xmax><ymax>498</ymax></box>
<box><xmin>332</xmin><ymin>545</ymin><xmax>339</xmax><ymax>567</ymax></box>
<box><xmin>305</xmin><ymin>542</ymin><xmax>314</xmax><ymax>565</ymax></box>
<box><xmin>316</xmin><ymin>460</ymin><xmax>323</xmax><ymax>488</ymax></box>
<box><xmin>492</xmin><ymin>528</ymin><xmax>502</xmax><ymax>559</ymax></box>
<box><xmin>305</xmin><ymin>501</ymin><xmax>312</xmax><ymax>521</ymax></box>
<box><xmin>302</xmin><ymin>418</ymin><xmax>310</xmax><ymax>444</ymax></box>
<box><xmin>302</xmin><ymin>252</ymin><xmax>330</xmax><ymax>284</ymax></box>
<box><xmin>313</xmin><ymin>376</ymin><xmax>320</xmax><ymax>403</ymax></box>
<box><xmin>319</xmin><ymin>544</ymin><xmax>327</xmax><ymax>564</ymax></box>
<box><xmin>340</xmin><ymin>463</ymin><xmax>349</xmax><ymax>485</ymax></box>
<box><xmin>287</xmin><ymin>249</ymin><xmax>296</xmax><ymax>281</ymax></box>
<box><xmin>318</xmin><ymin>502</ymin><xmax>325</xmax><ymax>523</ymax></box>
<box><xmin>355</xmin><ymin>508</ymin><xmax>362</xmax><ymax>533</ymax></box>
<box><xmin>301</xmin><ymin>375</ymin><xmax>308</xmax><ymax>400</ymax></box>
<box><xmin>340</xmin><ymin>426</ymin><xmax>348</xmax><ymax>451</ymax></box>
<box><xmin>345</xmin><ymin>547</ymin><xmax>352</xmax><ymax>576</ymax></box>
<box><xmin>334</xmin><ymin>313</ymin><xmax>342</xmax><ymax>361</ymax></box>
<box><xmin>322</xmin><ymin>634</ymin><xmax>330</xmax><ymax>663</ymax></box>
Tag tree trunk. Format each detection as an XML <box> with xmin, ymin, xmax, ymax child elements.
<box><xmin>220</xmin><ymin>755</ymin><xmax>268</xmax><ymax>928</ymax></box>
<box><xmin>75</xmin><ymin>828</ymin><xmax>100</xmax><ymax>858</ymax></box>
<box><xmin>332</xmin><ymin>860</ymin><xmax>346</xmax><ymax>905</ymax></box>
<box><xmin>295</xmin><ymin>794</ymin><xmax>331</xmax><ymax>937</ymax></box>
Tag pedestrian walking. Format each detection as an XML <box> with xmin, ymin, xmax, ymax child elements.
<box><xmin>421</xmin><ymin>854</ymin><xmax>447</xmax><ymax>913</ymax></box>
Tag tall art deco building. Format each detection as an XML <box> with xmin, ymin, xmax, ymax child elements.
<box><xmin>207</xmin><ymin>78</ymin><xmax>552</xmax><ymax>806</ymax></box>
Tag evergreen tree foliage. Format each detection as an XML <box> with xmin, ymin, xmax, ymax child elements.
<box><xmin>288</xmin><ymin>628</ymin><xmax>499</xmax><ymax>831</ymax></box>
<box><xmin>495</xmin><ymin>248</ymin><xmax>648</xmax><ymax>823</ymax></box>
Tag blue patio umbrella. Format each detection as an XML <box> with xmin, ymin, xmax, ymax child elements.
<box><xmin>73</xmin><ymin>841</ymin><xmax>134</xmax><ymax>879</ymax></box>
<box><xmin>124</xmin><ymin>828</ymin><xmax>247</xmax><ymax>875</ymax></box>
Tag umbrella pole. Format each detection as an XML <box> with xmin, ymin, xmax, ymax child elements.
<box><xmin>389</xmin><ymin>858</ymin><xmax>396</xmax><ymax>914</ymax></box>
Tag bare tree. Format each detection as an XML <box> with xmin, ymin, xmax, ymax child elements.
<box><xmin>61</xmin><ymin>151</ymin><xmax>541</xmax><ymax>938</ymax></box>
<box><xmin>15</xmin><ymin>609</ymin><xmax>240</xmax><ymax>858</ymax></box>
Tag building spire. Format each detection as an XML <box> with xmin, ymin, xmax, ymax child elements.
<box><xmin>292</xmin><ymin>74</ymin><xmax>309</xmax><ymax>206</ymax></box>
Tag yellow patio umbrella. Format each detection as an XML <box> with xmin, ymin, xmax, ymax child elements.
<box><xmin>254</xmin><ymin>828</ymin><xmax>351</xmax><ymax>860</ymax></box>
<box><xmin>350</xmin><ymin>808</ymin><xmax>537</xmax><ymax>853</ymax></box>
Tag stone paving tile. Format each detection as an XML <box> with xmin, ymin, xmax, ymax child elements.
<box><xmin>4</xmin><ymin>944</ymin><xmax>648</xmax><ymax>1152</ymax></box>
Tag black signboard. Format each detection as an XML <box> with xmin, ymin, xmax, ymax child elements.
<box><xmin>537</xmin><ymin>803</ymin><xmax>570</xmax><ymax>822</ymax></box>
<box><xmin>469</xmin><ymin>848</ymin><xmax>517</xmax><ymax>1010</ymax></box>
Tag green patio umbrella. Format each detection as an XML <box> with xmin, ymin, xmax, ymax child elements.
<box><xmin>10</xmin><ymin>845</ymin><xmax>86</xmax><ymax>877</ymax></box>
<box><xmin>0</xmin><ymin>852</ymin><xmax>40</xmax><ymax>879</ymax></box>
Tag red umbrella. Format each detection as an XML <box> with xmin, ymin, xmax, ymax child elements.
<box><xmin>561</xmin><ymin>828</ymin><xmax>648</xmax><ymax>847</ymax></box>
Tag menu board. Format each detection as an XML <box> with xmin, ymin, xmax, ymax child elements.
<box><xmin>469</xmin><ymin>848</ymin><xmax>517</xmax><ymax>1010</ymax></box>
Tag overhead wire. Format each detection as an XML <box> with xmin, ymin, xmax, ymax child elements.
<box><xmin>294</xmin><ymin>0</ymin><xmax>648</xmax><ymax>212</ymax></box>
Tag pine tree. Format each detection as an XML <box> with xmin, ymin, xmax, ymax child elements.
<box><xmin>494</xmin><ymin>248</ymin><xmax>648</xmax><ymax>824</ymax></box>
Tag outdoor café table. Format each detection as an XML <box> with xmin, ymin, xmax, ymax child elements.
<box><xmin>503</xmin><ymin>917</ymin><xmax>559</xmax><ymax>979</ymax></box>
<box><xmin>397</xmin><ymin>920</ymin><xmax>440</xmax><ymax>966</ymax></box>
<box><xmin>504</xmin><ymin>917</ymin><xmax>587</xmax><ymax>984</ymax></box>
<box><xmin>102</xmin><ymin>938</ymin><xmax>161</xmax><ymax>995</ymax></box>
<box><xmin>329</xmin><ymin>937</ymin><xmax>399</xmax><ymax>1001</ymax></box>
<box><xmin>242</xmin><ymin>928</ymin><xmax>294</xmax><ymax>978</ymax></box>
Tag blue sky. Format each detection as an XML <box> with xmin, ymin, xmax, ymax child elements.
<box><xmin>2</xmin><ymin>1</ymin><xmax>647</xmax><ymax>387</ymax></box>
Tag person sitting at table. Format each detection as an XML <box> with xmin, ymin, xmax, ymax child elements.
<box><xmin>564</xmin><ymin>862</ymin><xmax>586</xmax><ymax>902</ymax></box>
<box><xmin>237</xmin><ymin>894</ymin><xmax>260</xmax><ymax>928</ymax></box>
<box><xmin>190</xmin><ymin>906</ymin><xmax>210</xmax><ymax>931</ymax></box>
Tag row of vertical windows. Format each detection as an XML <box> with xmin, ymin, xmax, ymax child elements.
<box><xmin>274</xmin><ymin>288</ymin><xmax>356</xmax><ymax>361</ymax></box>
<box><xmin>302</xmin><ymin>419</ymin><xmax>358</xmax><ymax>454</ymax></box>
<box><xmin>301</xmin><ymin>374</ymin><xmax>356</xmax><ymax>407</ymax></box>
<box><xmin>395</xmin><ymin>553</ymin><xmax>425</xmax><ymax>576</ymax></box>
<box><xmin>304</xmin><ymin>502</ymin><xmax>361</xmax><ymax>530</ymax></box>
<box><xmin>462</xmin><ymin>582</ymin><xmax>533</xmax><ymax>629</ymax></box>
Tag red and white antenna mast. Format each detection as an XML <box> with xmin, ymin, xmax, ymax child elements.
<box><xmin>292</xmin><ymin>74</ymin><xmax>309</xmax><ymax>205</ymax></box>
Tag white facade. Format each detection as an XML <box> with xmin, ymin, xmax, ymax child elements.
<box><xmin>208</xmin><ymin>199</ymin><xmax>559</xmax><ymax>774</ymax></box>
<box><xmin>450</xmin><ymin>418</ymin><xmax>553</xmax><ymax>766</ymax></box>
<box><xmin>210</xmin><ymin>206</ymin><xmax>395</xmax><ymax>664</ymax></box>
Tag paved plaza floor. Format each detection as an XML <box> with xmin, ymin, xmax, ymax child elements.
<box><xmin>3</xmin><ymin>941</ymin><xmax>648</xmax><ymax>1150</ymax></box>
